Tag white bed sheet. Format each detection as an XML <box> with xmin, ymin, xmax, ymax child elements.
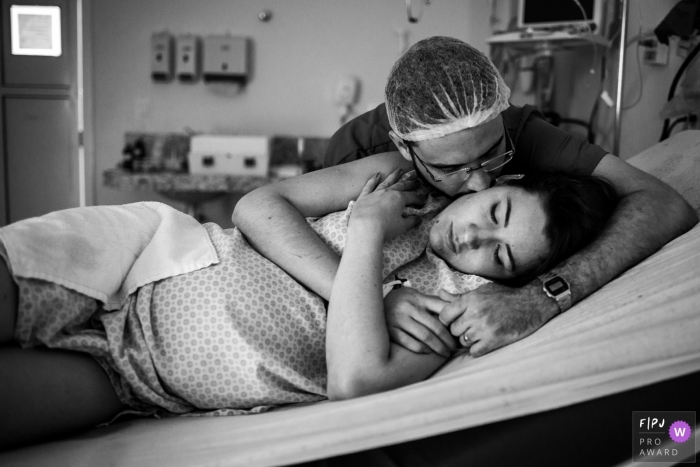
<box><xmin>2</xmin><ymin>131</ymin><xmax>699</xmax><ymax>467</ymax></box>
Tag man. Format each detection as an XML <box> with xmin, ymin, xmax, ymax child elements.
<box><xmin>235</xmin><ymin>36</ymin><xmax>697</xmax><ymax>358</ymax></box>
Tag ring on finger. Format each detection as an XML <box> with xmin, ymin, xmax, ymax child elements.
<box><xmin>463</xmin><ymin>332</ymin><xmax>471</xmax><ymax>345</ymax></box>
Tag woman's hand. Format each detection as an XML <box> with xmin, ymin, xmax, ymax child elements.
<box><xmin>384</xmin><ymin>287</ymin><xmax>457</xmax><ymax>357</ymax></box>
<box><xmin>349</xmin><ymin>169</ymin><xmax>427</xmax><ymax>241</ymax></box>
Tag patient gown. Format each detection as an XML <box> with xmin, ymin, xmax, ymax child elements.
<box><xmin>0</xmin><ymin>196</ymin><xmax>489</xmax><ymax>416</ymax></box>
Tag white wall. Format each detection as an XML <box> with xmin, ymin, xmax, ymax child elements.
<box><xmin>89</xmin><ymin>0</ymin><xmax>492</xmax><ymax>225</ymax></box>
<box><xmin>89</xmin><ymin>0</ymin><xmax>692</xmax><ymax>226</ymax></box>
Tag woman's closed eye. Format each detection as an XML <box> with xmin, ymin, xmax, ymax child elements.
<box><xmin>491</xmin><ymin>203</ymin><xmax>506</xmax><ymax>268</ymax></box>
<box><xmin>494</xmin><ymin>243</ymin><xmax>503</xmax><ymax>266</ymax></box>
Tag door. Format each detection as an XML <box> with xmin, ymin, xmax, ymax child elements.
<box><xmin>0</xmin><ymin>0</ymin><xmax>79</xmax><ymax>225</ymax></box>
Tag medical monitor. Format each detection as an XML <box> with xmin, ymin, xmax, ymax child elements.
<box><xmin>517</xmin><ymin>0</ymin><xmax>604</xmax><ymax>33</ymax></box>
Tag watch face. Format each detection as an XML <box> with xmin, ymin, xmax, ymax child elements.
<box><xmin>545</xmin><ymin>277</ymin><xmax>569</xmax><ymax>295</ymax></box>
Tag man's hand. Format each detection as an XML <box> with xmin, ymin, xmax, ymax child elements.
<box><xmin>384</xmin><ymin>287</ymin><xmax>457</xmax><ymax>358</ymax></box>
<box><xmin>439</xmin><ymin>282</ymin><xmax>560</xmax><ymax>357</ymax></box>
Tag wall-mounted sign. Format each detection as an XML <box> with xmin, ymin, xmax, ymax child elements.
<box><xmin>10</xmin><ymin>5</ymin><xmax>62</xmax><ymax>56</ymax></box>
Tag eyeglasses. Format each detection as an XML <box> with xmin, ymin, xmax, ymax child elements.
<box><xmin>406</xmin><ymin>121</ymin><xmax>515</xmax><ymax>186</ymax></box>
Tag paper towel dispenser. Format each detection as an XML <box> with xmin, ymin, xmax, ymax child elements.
<box><xmin>202</xmin><ymin>36</ymin><xmax>249</xmax><ymax>84</ymax></box>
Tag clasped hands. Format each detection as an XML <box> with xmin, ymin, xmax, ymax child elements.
<box><xmin>384</xmin><ymin>282</ymin><xmax>555</xmax><ymax>358</ymax></box>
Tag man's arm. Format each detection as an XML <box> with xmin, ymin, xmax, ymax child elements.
<box><xmin>232</xmin><ymin>151</ymin><xmax>413</xmax><ymax>300</ymax></box>
<box><xmin>563</xmin><ymin>154</ymin><xmax>697</xmax><ymax>301</ymax></box>
<box><xmin>440</xmin><ymin>154</ymin><xmax>698</xmax><ymax>356</ymax></box>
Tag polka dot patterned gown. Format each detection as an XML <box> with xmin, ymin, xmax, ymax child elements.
<box><xmin>10</xmin><ymin>193</ymin><xmax>489</xmax><ymax>416</ymax></box>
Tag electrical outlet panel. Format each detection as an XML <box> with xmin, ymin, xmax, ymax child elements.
<box><xmin>202</xmin><ymin>35</ymin><xmax>249</xmax><ymax>83</ymax></box>
<box><xmin>642</xmin><ymin>39</ymin><xmax>669</xmax><ymax>66</ymax></box>
<box><xmin>151</xmin><ymin>32</ymin><xmax>173</xmax><ymax>81</ymax></box>
<box><xmin>176</xmin><ymin>35</ymin><xmax>200</xmax><ymax>82</ymax></box>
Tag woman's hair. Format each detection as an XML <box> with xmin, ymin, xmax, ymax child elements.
<box><xmin>501</xmin><ymin>171</ymin><xmax>618</xmax><ymax>287</ymax></box>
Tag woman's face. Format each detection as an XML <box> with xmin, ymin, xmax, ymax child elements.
<box><xmin>429</xmin><ymin>186</ymin><xmax>550</xmax><ymax>280</ymax></box>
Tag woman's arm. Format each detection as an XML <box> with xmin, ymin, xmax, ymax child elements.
<box><xmin>233</xmin><ymin>152</ymin><xmax>412</xmax><ymax>300</ymax></box>
<box><xmin>326</xmin><ymin>172</ymin><xmax>447</xmax><ymax>400</ymax></box>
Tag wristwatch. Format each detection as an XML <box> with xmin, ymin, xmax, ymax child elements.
<box><xmin>538</xmin><ymin>272</ymin><xmax>572</xmax><ymax>313</ymax></box>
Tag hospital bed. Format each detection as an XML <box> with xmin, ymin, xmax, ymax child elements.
<box><xmin>1</xmin><ymin>130</ymin><xmax>699</xmax><ymax>467</ymax></box>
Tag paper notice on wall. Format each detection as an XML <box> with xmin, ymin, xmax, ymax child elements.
<box><xmin>10</xmin><ymin>5</ymin><xmax>62</xmax><ymax>57</ymax></box>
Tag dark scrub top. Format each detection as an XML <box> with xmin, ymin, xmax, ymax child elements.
<box><xmin>323</xmin><ymin>103</ymin><xmax>608</xmax><ymax>176</ymax></box>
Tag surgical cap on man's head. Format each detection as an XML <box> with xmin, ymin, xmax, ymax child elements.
<box><xmin>385</xmin><ymin>36</ymin><xmax>511</xmax><ymax>142</ymax></box>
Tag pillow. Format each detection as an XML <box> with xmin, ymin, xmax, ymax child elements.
<box><xmin>625</xmin><ymin>129</ymin><xmax>700</xmax><ymax>213</ymax></box>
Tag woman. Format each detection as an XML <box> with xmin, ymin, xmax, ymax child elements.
<box><xmin>0</xmin><ymin>165</ymin><xmax>615</xmax><ymax>450</ymax></box>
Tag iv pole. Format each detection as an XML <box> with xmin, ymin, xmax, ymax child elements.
<box><xmin>614</xmin><ymin>0</ymin><xmax>629</xmax><ymax>156</ymax></box>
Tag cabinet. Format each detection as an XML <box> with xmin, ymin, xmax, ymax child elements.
<box><xmin>0</xmin><ymin>0</ymin><xmax>80</xmax><ymax>225</ymax></box>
